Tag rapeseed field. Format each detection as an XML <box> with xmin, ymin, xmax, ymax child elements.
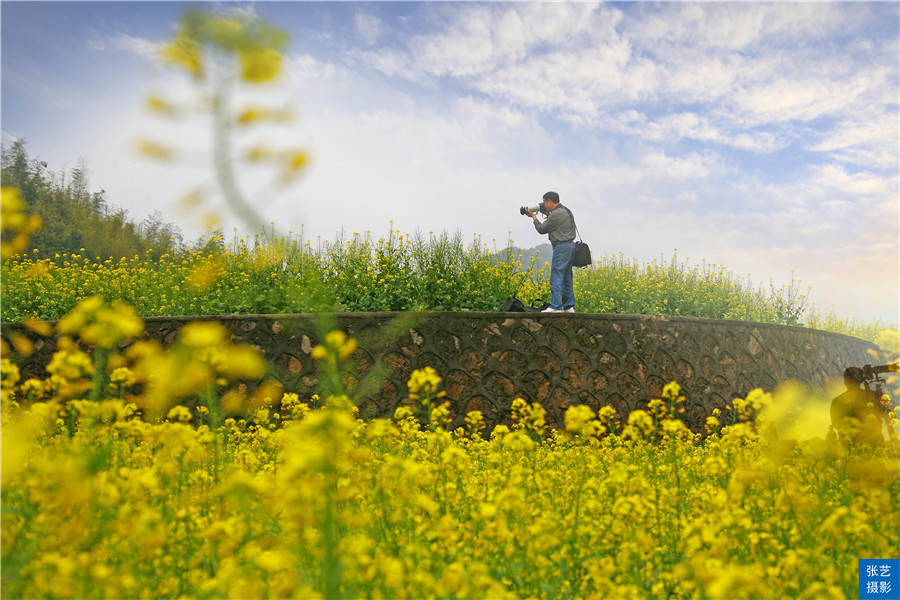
<box><xmin>2</xmin><ymin>296</ymin><xmax>898</xmax><ymax>599</ymax></box>
<box><xmin>1</xmin><ymin>227</ymin><xmax>893</xmax><ymax>342</ymax></box>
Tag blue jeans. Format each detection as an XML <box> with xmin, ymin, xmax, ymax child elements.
<box><xmin>549</xmin><ymin>241</ymin><xmax>576</xmax><ymax>310</ymax></box>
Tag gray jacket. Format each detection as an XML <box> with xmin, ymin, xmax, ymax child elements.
<box><xmin>534</xmin><ymin>204</ymin><xmax>577</xmax><ymax>246</ymax></box>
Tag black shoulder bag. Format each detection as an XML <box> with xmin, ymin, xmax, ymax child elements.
<box><xmin>561</xmin><ymin>206</ymin><xmax>592</xmax><ymax>267</ymax></box>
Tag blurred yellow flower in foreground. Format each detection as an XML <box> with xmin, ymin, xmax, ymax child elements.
<box><xmin>311</xmin><ymin>329</ymin><xmax>358</xmax><ymax>364</ymax></box>
<box><xmin>57</xmin><ymin>296</ymin><xmax>144</xmax><ymax>349</ymax></box>
<box><xmin>1</xmin><ymin>187</ymin><xmax>43</xmax><ymax>259</ymax></box>
<box><xmin>240</xmin><ymin>47</ymin><xmax>282</xmax><ymax>82</ymax></box>
<box><xmin>178</xmin><ymin>321</ymin><xmax>228</xmax><ymax>348</ymax></box>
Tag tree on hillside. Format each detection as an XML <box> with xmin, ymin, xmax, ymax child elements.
<box><xmin>2</xmin><ymin>140</ymin><xmax>51</xmax><ymax>213</ymax></box>
<box><xmin>139</xmin><ymin>211</ymin><xmax>184</xmax><ymax>255</ymax></box>
<box><xmin>1</xmin><ymin>140</ymin><xmax>185</xmax><ymax>260</ymax></box>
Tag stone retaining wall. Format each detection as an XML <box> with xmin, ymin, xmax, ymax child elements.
<box><xmin>4</xmin><ymin>312</ymin><xmax>881</xmax><ymax>433</ymax></box>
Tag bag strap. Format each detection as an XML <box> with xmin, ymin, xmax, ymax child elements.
<box><xmin>560</xmin><ymin>205</ymin><xmax>582</xmax><ymax>243</ymax></box>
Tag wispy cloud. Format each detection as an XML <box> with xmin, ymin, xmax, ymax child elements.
<box><xmin>348</xmin><ymin>2</ymin><xmax>895</xmax><ymax>169</ymax></box>
<box><xmin>354</xmin><ymin>10</ymin><xmax>385</xmax><ymax>46</ymax></box>
<box><xmin>87</xmin><ymin>32</ymin><xmax>162</xmax><ymax>59</ymax></box>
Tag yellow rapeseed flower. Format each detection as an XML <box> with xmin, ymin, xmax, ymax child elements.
<box><xmin>145</xmin><ymin>94</ymin><xmax>175</xmax><ymax>116</ymax></box>
<box><xmin>240</xmin><ymin>47</ymin><xmax>281</xmax><ymax>82</ymax></box>
<box><xmin>1</xmin><ymin>187</ymin><xmax>43</xmax><ymax>259</ymax></box>
<box><xmin>178</xmin><ymin>321</ymin><xmax>228</xmax><ymax>348</ymax></box>
<box><xmin>407</xmin><ymin>367</ymin><xmax>444</xmax><ymax>402</ymax></box>
<box><xmin>564</xmin><ymin>404</ymin><xmax>596</xmax><ymax>435</ymax></box>
<box><xmin>135</xmin><ymin>139</ymin><xmax>174</xmax><ymax>161</ymax></box>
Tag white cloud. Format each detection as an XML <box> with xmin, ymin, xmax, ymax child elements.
<box><xmin>807</xmin><ymin>110</ymin><xmax>900</xmax><ymax>171</ymax></box>
<box><xmin>633</xmin><ymin>2</ymin><xmax>848</xmax><ymax>52</ymax></box>
<box><xmin>405</xmin><ymin>2</ymin><xmax>609</xmax><ymax>80</ymax></box>
<box><xmin>88</xmin><ymin>32</ymin><xmax>162</xmax><ymax>59</ymax></box>
<box><xmin>284</xmin><ymin>53</ymin><xmax>338</xmax><ymax>86</ymax></box>
<box><xmin>347</xmin><ymin>1</ymin><xmax>894</xmax><ymax>172</ymax></box>
<box><xmin>353</xmin><ymin>48</ymin><xmax>420</xmax><ymax>80</ymax></box>
<box><xmin>354</xmin><ymin>10</ymin><xmax>384</xmax><ymax>46</ymax></box>
<box><xmin>811</xmin><ymin>164</ymin><xmax>890</xmax><ymax>197</ymax></box>
<box><xmin>412</xmin><ymin>9</ymin><xmax>499</xmax><ymax>77</ymax></box>
<box><xmin>638</xmin><ymin>151</ymin><xmax>715</xmax><ymax>181</ymax></box>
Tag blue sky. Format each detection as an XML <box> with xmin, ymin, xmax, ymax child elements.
<box><xmin>2</xmin><ymin>1</ymin><xmax>898</xmax><ymax>324</ymax></box>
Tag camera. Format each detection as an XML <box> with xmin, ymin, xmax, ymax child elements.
<box><xmin>520</xmin><ymin>202</ymin><xmax>547</xmax><ymax>216</ymax></box>
<box><xmin>849</xmin><ymin>362</ymin><xmax>899</xmax><ymax>417</ymax></box>
<box><xmin>862</xmin><ymin>362</ymin><xmax>899</xmax><ymax>381</ymax></box>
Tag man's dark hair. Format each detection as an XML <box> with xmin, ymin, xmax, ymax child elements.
<box><xmin>542</xmin><ymin>191</ymin><xmax>560</xmax><ymax>203</ymax></box>
<box><xmin>844</xmin><ymin>366</ymin><xmax>865</xmax><ymax>384</ymax></box>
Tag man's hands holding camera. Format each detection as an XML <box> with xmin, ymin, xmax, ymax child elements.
<box><xmin>520</xmin><ymin>202</ymin><xmax>548</xmax><ymax>221</ymax></box>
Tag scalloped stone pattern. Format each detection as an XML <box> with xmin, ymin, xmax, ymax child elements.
<box><xmin>3</xmin><ymin>312</ymin><xmax>879</xmax><ymax>434</ymax></box>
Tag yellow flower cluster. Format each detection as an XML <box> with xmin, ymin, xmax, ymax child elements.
<box><xmin>57</xmin><ymin>296</ymin><xmax>144</xmax><ymax>349</ymax></box>
<box><xmin>406</xmin><ymin>366</ymin><xmax>444</xmax><ymax>402</ymax></box>
<box><xmin>402</xmin><ymin>366</ymin><xmax>452</xmax><ymax>430</ymax></box>
<box><xmin>1</xmin><ymin>187</ymin><xmax>42</xmax><ymax>259</ymax></box>
<box><xmin>564</xmin><ymin>404</ymin><xmax>607</xmax><ymax>437</ymax></box>
<box><xmin>510</xmin><ymin>397</ymin><xmax>547</xmax><ymax>438</ymax></box>
<box><xmin>311</xmin><ymin>330</ymin><xmax>358</xmax><ymax>365</ymax></box>
<box><xmin>127</xmin><ymin>320</ymin><xmax>270</xmax><ymax>420</ymax></box>
<box><xmin>161</xmin><ymin>10</ymin><xmax>287</xmax><ymax>84</ymax></box>
<box><xmin>2</xmin><ymin>297</ymin><xmax>273</xmax><ymax>428</ymax></box>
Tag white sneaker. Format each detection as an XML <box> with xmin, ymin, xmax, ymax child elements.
<box><xmin>541</xmin><ymin>306</ymin><xmax>561</xmax><ymax>312</ymax></box>
<box><xmin>564</xmin><ymin>307</ymin><xmax>575</xmax><ymax>313</ymax></box>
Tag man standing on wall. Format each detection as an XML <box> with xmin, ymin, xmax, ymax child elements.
<box><xmin>525</xmin><ymin>191</ymin><xmax>577</xmax><ymax>313</ymax></box>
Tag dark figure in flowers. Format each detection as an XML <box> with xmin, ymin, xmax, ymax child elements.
<box><xmin>830</xmin><ymin>367</ymin><xmax>884</xmax><ymax>448</ymax></box>
<box><xmin>525</xmin><ymin>191</ymin><xmax>577</xmax><ymax>313</ymax></box>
